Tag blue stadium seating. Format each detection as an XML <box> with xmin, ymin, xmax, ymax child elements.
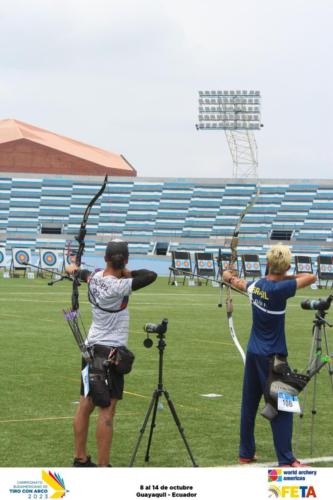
<box><xmin>0</xmin><ymin>175</ymin><xmax>333</xmax><ymax>264</ymax></box>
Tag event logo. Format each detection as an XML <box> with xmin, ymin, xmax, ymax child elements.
<box><xmin>268</xmin><ymin>469</ymin><xmax>283</xmax><ymax>482</ymax></box>
<box><xmin>267</xmin><ymin>469</ymin><xmax>317</xmax><ymax>498</ymax></box>
<box><xmin>42</xmin><ymin>470</ymin><xmax>67</xmax><ymax>499</ymax></box>
<box><xmin>268</xmin><ymin>485</ymin><xmax>280</xmax><ymax>498</ymax></box>
<box><xmin>267</xmin><ymin>485</ymin><xmax>316</xmax><ymax>498</ymax></box>
<box><xmin>9</xmin><ymin>471</ymin><xmax>68</xmax><ymax>498</ymax></box>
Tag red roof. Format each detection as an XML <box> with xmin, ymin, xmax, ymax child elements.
<box><xmin>0</xmin><ymin>119</ymin><xmax>136</xmax><ymax>176</ymax></box>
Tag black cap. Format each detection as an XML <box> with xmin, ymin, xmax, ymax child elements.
<box><xmin>105</xmin><ymin>240</ymin><xmax>129</xmax><ymax>261</ymax></box>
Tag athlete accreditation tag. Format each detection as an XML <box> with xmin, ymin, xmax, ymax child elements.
<box><xmin>81</xmin><ymin>364</ymin><xmax>90</xmax><ymax>397</ymax></box>
<box><xmin>277</xmin><ymin>391</ymin><xmax>301</xmax><ymax>413</ymax></box>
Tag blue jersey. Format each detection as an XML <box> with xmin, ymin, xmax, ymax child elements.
<box><xmin>246</xmin><ymin>278</ymin><xmax>297</xmax><ymax>356</ymax></box>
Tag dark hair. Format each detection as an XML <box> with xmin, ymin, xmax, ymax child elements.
<box><xmin>105</xmin><ymin>241</ymin><xmax>129</xmax><ymax>269</ymax></box>
<box><xmin>108</xmin><ymin>253</ymin><xmax>126</xmax><ymax>270</ymax></box>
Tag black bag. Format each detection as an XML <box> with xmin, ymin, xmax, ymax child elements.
<box><xmin>109</xmin><ymin>346</ymin><xmax>135</xmax><ymax>374</ymax></box>
<box><xmin>88</xmin><ymin>367</ymin><xmax>111</xmax><ymax>408</ymax></box>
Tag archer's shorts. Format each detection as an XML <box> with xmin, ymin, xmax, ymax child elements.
<box><xmin>80</xmin><ymin>355</ymin><xmax>124</xmax><ymax>401</ymax></box>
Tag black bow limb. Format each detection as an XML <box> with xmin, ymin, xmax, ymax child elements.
<box><xmin>71</xmin><ymin>174</ymin><xmax>108</xmax><ymax>312</ymax></box>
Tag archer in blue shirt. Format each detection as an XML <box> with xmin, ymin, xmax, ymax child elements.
<box><xmin>223</xmin><ymin>244</ymin><xmax>316</xmax><ymax>467</ymax></box>
<box><xmin>246</xmin><ymin>278</ymin><xmax>296</xmax><ymax>356</ymax></box>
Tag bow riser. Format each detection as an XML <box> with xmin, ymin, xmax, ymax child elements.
<box><xmin>65</xmin><ymin>174</ymin><xmax>108</xmax><ymax>354</ymax></box>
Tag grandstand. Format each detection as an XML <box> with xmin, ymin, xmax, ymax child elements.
<box><xmin>0</xmin><ymin>120</ymin><xmax>332</xmax><ymax>274</ymax></box>
<box><xmin>1</xmin><ymin>173</ymin><xmax>333</xmax><ymax>273</ymax></box>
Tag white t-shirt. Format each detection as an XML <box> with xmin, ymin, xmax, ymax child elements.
<box><xmin>86</xmin><ymin>271</ymin><xmax>133</xmax><ymax>347</ymax></box>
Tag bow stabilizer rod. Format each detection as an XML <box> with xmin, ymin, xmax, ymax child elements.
<box><xmin>168</xmin><ymin>267</ymin><xmax>248</xmax><ymax>298</ymax></box>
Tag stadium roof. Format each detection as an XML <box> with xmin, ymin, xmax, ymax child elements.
<box><xmin>0</xmin><ymin>119</ymin><xmax>136</xmax><ymax>176</ymax></box>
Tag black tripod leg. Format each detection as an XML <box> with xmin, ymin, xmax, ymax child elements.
<box><xmin>144</xmin><ymin>390</ymin><xmax>161</xmax><ymax>462</ymax></box>
<box><xmin>163</xmin><ymin>389</ymin><xmax>198</xmax><ymax>467</ymax></box>
<box><xmin>323</xmin><ymin>330</ymin><xmax>333</xmax><ymax>391</ymax></box>
<box><xmin>310</xmin><ymin>373</ymin><xmax>318</xmax><ymax>456</ymax></box>
<box><xmin>296</xmin><ymin>324</ymin><xmax>318</xmax><ymax>455</ymax></box>
<box><xmin>129</xmin><ymin>390</ymin><xmax>158</xmax><ymax>467</ymax></box>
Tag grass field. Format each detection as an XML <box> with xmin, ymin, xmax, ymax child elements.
<box><xmin>0</xmin><ymin>275</ymin><xmax>333</xmax><ymax>467</ymax></box>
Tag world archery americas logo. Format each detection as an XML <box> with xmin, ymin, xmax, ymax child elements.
<box><xmin>41</xmin><ymin>470</ymin><xmax>67</xmax><ymax>499</ymax></box>
<box><xmin>268</xmin><ymin>469</ymin><xmax>283</xmax><ymax>482</ymax></box>
<box><xmin>267</xmin><ymin>470</ymin><xmax>317</xmax><ymax>498</ymax></box>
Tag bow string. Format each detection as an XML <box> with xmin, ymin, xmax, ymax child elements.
<box><xmin>225</xmin><ymin>183</ymin><xmax>260</xmax><ymax>364</ymax></box>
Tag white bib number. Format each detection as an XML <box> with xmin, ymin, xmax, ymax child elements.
<box><xmin>81</xmin><ymin>364</ymin><xmax>90</xmax><ymax>397</ymax></box>
<box><xmin>277</xmin><ymin>391</ymin><xmax>301</xmax><ymax>413</ymax></box>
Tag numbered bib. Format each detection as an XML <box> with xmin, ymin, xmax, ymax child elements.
<box><xmin>277</xmin><ymin>391</ymin><xmax>301</xmax><ymax>413</ymax></box>
<box><xmin>82</xmin><ymin>364</ymin><xmax>90</xmax><ymax>397</ymax></box>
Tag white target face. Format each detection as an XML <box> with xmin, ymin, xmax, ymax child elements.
<box><xmin>13</xmin><ymin>249</ymin><xmax>31</xmax><ymax>266</ymax></box>
<box><xmin>0</xmin><ymin>249</ymin><xmax>5</xmax><ymax>265</ymax></box>
<box><xmin>41</xmin><ymin>250</ymin><xmax>58</xmax><ymax>268</ymax></box>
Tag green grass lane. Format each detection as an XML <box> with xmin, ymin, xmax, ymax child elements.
<box><xmin>0</xmin><ymin>276</ymin><xmax>332</xmax><ymax>467</ymax></box>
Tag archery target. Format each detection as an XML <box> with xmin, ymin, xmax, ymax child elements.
<box><xmin>198</xmin><ymin>260</ymin><xmax>214</xmax><ymax>269</ymax></box>
<box><xmin>175</xmin><ymin>259</ymin><xmax>190</xmax><ymax>269</ymax></box>
<box><xmin>320</xmin><ymin>264</ymin><xmax>333</xmax><ymax>274</ymax></box>
<box><xmin>41</xmin><ymin>250</ymin><xmax>59</xmax><ymax>268</ymax></box>
<box><xmin>245</xmin><ymin>262</ymin><xmax>259</xmax><ymax>271</ymax></box>
<box><xmin>63</xmin><ymin>241</ymin><xmax>76</xmax><ymax>265</ymax></box>
<box><xmin>64</xmin><ymin>249</ymin><xmax>76</xmax><ymax>265</ymax></box>
<box><xmin>13</xmin><ymin>248</ymin><xmax>31</xmax><ymax>266</ymax></box>
<box><xmin>298</xmin><ymin>263</ymin><xmax>311</xmax><ymax>272</ymax></box>
<box><xmin>66</xmin><ymin>254</ymin><xmax>73</xmax><ymax>265</ymax></box>
<box><xmin>0</xmin><ymin>249</ymin><xmax>5</xmax><ymax>265</ymax></box>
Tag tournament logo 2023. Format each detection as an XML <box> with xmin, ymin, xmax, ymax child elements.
<box><xmin>9</xmin><ymin>470</ymin><xmax>67</xmax><ymax>499</ymax></box>
<box><xmin>268</xmin><ymin>468</ymin><xmax>317</xmax><ymax>498</ymax></box>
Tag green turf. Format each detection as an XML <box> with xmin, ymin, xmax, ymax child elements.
<box><xmin>0</xmin><ymin>275</ymin><xmax>332</xmax><ymax>467</ymax></box>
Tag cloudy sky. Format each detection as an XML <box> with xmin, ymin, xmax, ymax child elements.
<box><xmin>1</xmin><ymin>0</ymin><xmax>332</xmax><ymax>179</ymax></box>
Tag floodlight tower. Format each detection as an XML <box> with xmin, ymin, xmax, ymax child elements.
<box><xmin>196</xmin><ymin>90</ymin><xmax>262</xmax><ymax>179</ymax></box>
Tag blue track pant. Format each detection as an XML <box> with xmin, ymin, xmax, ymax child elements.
<box><xmin>240</xmin><ymin>351</ymin><xmax>295</xmax><ymax>465</ymax></box>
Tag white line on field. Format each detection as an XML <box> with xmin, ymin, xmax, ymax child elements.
<box><xmin>0</xmin><ymin>312</ymin><xmax>56</xmax><ymax>322</ymax></box>
<box><xmin>0</xmin><ymin>412</ymin><xmax>138</xmax><ymax>424</ymax></box>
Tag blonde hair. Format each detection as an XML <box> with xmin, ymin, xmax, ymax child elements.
<box><xmin>266</xmin><ymin>244</ymin><xmax>291</xmax><ymax>275</ymax></box>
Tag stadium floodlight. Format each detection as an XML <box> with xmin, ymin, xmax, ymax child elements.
<box><xmin>197</xmin><ymin>90</ymin><xmax>261</xmax><ymax>130</ymax></box>
<box><xmin>196</xmin><ymin>90</ymin><xmax>263</xmax><ymax>178</ymax></box>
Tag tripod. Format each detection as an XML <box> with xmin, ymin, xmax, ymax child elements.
<box><xmin>296</xmin><ymin>309</ymin><xmax>333</xmax><ymax>456</ymax></box>
<box><xmin>129</xmin><ymin>327</ymin><xmax>198</xmax><ymax>467</ymax></box>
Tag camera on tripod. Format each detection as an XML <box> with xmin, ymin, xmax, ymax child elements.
<box><xmin>300</xmin><ymin>295</ymin><xmax>333</xmax><ymax>312</ymax></box>
<box><xmin>143</xmin><ymin>319</ymin><xmax>168</xmax><ymax>348</ymax></box>
<box><xmin>130</xmin><ymin>316</ymin><xmax>197</xmax><ymax>467</ymax></box>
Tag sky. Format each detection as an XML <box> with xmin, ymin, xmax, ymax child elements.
<box><xmin>0</xmin><ymin>0</ymin><xmax>332</xmax><ymax>179</ymax></box>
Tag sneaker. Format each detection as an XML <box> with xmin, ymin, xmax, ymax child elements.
<box><xmin>281</xmin><ymin>460</ymin><xmax>309</xmax><ymax>468</ymax></box>
<box><xmin>239</xmin><ymin>455</ymin><xmax>257</xmax><ymax>464</ymax></box>
<box><xmin>73</xmin><ymin>455</ymin><xmax>97</xmax><ymax>467</ymax></box>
